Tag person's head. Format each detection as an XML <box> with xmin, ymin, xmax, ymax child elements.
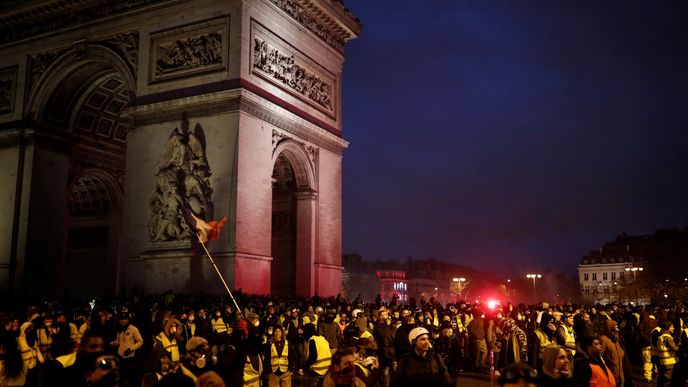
<box><xmin>185</xmin><ymin>337</ymin><xmax>214</xmax><ymax>370</ymax></box>
<box><xmin>580</xmin><ymin>335</ymin><xmax>602</xmax><ymax>358</ymax></box>
<box><xmin>498</xmin><ymin>363</ymin><xmax>538</xmax><ymax>387</ymax></box>
<box><xmin>164</xmin><ymin>318</ymin><xmax>181</xmax><ymax>336</ymax></box>
<box><xmin>272</xmin><ymin>325</ymin><xmax>284</xmax><ymax>342</ymax></box>
<box><xmin>660</xmin><ymin>321</ymin><xmax>674</xmax><ymax>333</ymax></box>
<box><xmin>541</xmin><ymin>345</ymin><xmax>571</xmax><ymax>379</ymax></box>
<box><xmin>582</xmin><ymin>312</ymin><xmax>590</xmax><ymax>322</ymax></box>
<box><xmin>328</xmin><ymin>348</ymin><xmax>356</xmax><ymax>385</ymax></box>
<box><xmin>118</xmin><ymin>313</ymin><xmax>130</xmax><ymax>328</ymax></box>
<box><xmin>80</xmin><ymin>330</ymin><xmax>106</xmax><ymax>356</ymax></box>
<box><xmin>564</xmin><ymin>313</ymin><xmax>574</xmax><ymax>326</ymax></box>
<box><xmin>408</xmin><ymin>327</ymin><xmax>431</xmax><ymax>354</ymax></box>
<box><xmin>378</xmin><ymin>310</ymin><xmax>388</xmax><ymax>321</ymax></box>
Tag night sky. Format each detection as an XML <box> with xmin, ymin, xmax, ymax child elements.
<box><xmin>341</xmin><ymin>1</ymin><xmax>688</xmax><ymax>276</ymax></box>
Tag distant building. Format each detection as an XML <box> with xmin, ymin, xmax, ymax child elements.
<box><xmin>343</xmin><ymin>254</ymin><xmax>502</xmax><ymax>304</ymax></box>
<box><xmin>376</xmin><ymin>269</ymin><xmax>408</xmax><ymax>303</ymax></box>
<box><xmin>578</xmin><ymin>229</ymin><xmax>688</xmax><ymax>304</ymax></box>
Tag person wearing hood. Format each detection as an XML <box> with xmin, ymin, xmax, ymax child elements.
<box><xmin>530</xmin><ymin>312</ymin><xmax>556</xmax><ymax>372</ymax></box>
<box><xmin>599</xmin><ymin>319</ymin><xmax>625</xmax><ymax>385</ymax></box>
<box><xmin>390</xmin><ymin>326</ymin><xmax>451</xmax><ymax>387</ymax></box>
<box><xmin>539</xmin><ymin>345</ymin><xmax>572</xmax><ymax>387</ymax></box>
<box><xmin>156</xmin><ymin>318</ymin><xmax>183</xmax><ymax>363</ymax></box>
<box><xmin>304</xmin><ymin>322</ymin><xmax>332</xmax><ymax>383</ymax></box>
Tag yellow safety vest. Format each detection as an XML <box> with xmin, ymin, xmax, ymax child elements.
<box><xmin>270</xmin><ymin>341</ymin><xmax>289</xmax><ymax>373</ymax></box>
<box><xmin>37</xmin><ymin>328</ymin><xmax>54</xmax><ymax>355</ymax></box>
<box><xmin>17</xmin><ymin>336</ymin><xmax>37</xmax><ymax>369</ymax></box>
<box><xmin>244</xmin><ymin>354</ymin><xmax>263</xmax><ymax>386</ymax></box>
<box><xmin>309</xmin><ymin>336</ymin><xmax>332</xmax><ymax>375</ymax></box>
<box><xmin>56</xmin><ymin>351</ymin><xmax>77</xmax><ymax>368</ymax></box>
<box><xmin>356</xmin><ymin>362</ymin><xmax>370</xmax><ymax>378</ymax></box>
<box><xmin>156</xmin><ymin>333</ymin><xmax>180</xmax><ymax>362</ymax></box>
<box><xmin>658</xmin><ymin>333</ymin><xmax>677</xmax><ymax>365</ymax></box>
<box><xmin>360</xmin><ymin>330</ymin><xmax>373</xmax><ymax>340</ymax></box>
<box><xmin>562</xmin><ymin>325</ymin><xmax>576</xmax><ymax>355</ymax></box>
<box><xmin>534</xmin><ymin>329</ymin><xmax>551</xmax><ymax>357</ymax></box>
<box><xmin>212</xmin><ymin>317</ymin><xmax>227</xmax><ymax>333</ymax></box>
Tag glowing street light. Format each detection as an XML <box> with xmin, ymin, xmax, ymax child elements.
<box><xmin>526</xmin><ymin>273</ymin><xmax>542</xmax><ymax>299</ymax></box>
<box><xmin>625</xmin><ymin>266</ymin><xmax>643</xmax><ymax>304</ymax></box>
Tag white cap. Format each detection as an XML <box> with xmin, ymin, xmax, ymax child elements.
<box><xmin>408</xmin><ymin>327</ymin><xmax>430</xmax><ymax>344</ymax></box>
<box><xmin>352</xmin><ymin>309</ymin><xmax>362</xmax><ymax>318</ymax></box>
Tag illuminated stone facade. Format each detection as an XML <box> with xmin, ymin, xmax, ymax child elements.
<box><xmin>0</xmin><ymin>0</ymin><xmax>360</xmax><ymax>297</ymax></box>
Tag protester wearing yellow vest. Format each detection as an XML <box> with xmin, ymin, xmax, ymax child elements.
<box><xmin>304</xmin><ymin>324</ymin><xmax>331</xmax><ymax>378</ymax></box>
<box><xmin>657</xmin><ymin>321</ymin><xmax>678</xmax><ymax>387</ymax></box>
<box><xmin>156</xmin><ymin>318</ymin><xmax>182</xmax><ymax>363</ymax></box>
<box><xmin>244</xmin><ymin>353</ymin><xmax>263</xmax><ymax>387</ymax></box>
<box><xmin>265</xmin><ymin>326</ymin><xmax>291</xmax><ymax>387</ymax></box>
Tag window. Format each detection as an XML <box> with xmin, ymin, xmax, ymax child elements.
<box><xmin>611</xmin><ymin>272</ymin><xmax>616</xmax><ymax>280</ymax></box>
<box><xmin>584</xmin><ymin>273</ymin><xmax>589</xmax><ymax>281</ymax></box>
<box><xmin>620</xmin><ymin>272</ymin><xmax>624</xmax><ymax>279</ymax></box>
<box><xmin>603</xmin><ymin>272</ymin><xmax>608</xmax><ymax>280</ymax></box>
<box><xmin>592</xmin><ymin>273</ymin><xmax>597</xmax><ymax>280</ymax></box>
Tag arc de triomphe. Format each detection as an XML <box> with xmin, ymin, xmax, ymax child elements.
<box><xmin>0</xmin><ymin>0</ymin><xmax>360</xmax><ymax>298</ymax></box>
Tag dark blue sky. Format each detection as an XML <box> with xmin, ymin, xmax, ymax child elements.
<box><xmin>340</xmin><ymin>1</ymin><xmax>688</xmax><ymax>276</ymax></box>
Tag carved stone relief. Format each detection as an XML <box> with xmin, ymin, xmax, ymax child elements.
<box><xmin>251</xmin><ymin>21</ymin><xmax>336</xmax><ymax>118</ymax></box>
<box><xmin>266</xmin><ymin>0</ymin><xmax>346</xmax><ymax>54</ymax></box>
<box><xmin>272</xmin><ymin>129</ymin><xmax>318</xmax><ymax>165</ymax></box>
<box><xmin>149</xmin><ymin>18</ymin><xmax>227</xmax><ymax>83</ymax></box>
<box><xmin>0</xmin><ymin>66</ymin><xmax>18</xmax><ymax>115</ymax></box>
<box><xmin>28</xmin><ymin>48</ymin><xmax>70</xmax><ymax>93</ymax></box>
<box><xmin>148</xmin><ymin>124</ymin><xmax>213</xmax><ymax>242</ymax></box>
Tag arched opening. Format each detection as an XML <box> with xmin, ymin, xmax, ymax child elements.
<box><xmin>271</xmin><ymin>154</ymin><xmax>297</xmax><ymax>296</ymax></box>
<box><xmin>271</xmin><ymin>141</ymin><xmax>318</xmax><ymax>297</ymax></box>
<box><xmin>65</xmin><ymin>172</ymin><xmax>122</xmax><ymax>297</ymax></box>
<box><xmin>22</xmin><ymin>45</ymin><xmax>132</xmax><ymax>297</ymax></box>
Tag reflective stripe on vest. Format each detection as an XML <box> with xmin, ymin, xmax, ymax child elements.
<box><xmin>212</xmin><ymin>317</ymin><xmax>227</xmax><ymax>333</ymax></box>
<box><xmin>590</xmin><ymin>362</ymin><xmax>617</xmax><ymax>387</ymax></box>
<box><xmin>270</xmin><ymin>341</ymin><xmax>289</xmax><ymax>373</ymax></box>
<box><xmin>17</xmin><ymin>336</ymin><xmax>37</xmax><ymax>369</ymax></box>
<box><xmin>309</xmin><ymin>336</ymin><xmax>332</xmax><ymax>375</ymax></box>
<box><xmin>356</xmin><ymin>362</ymin><xmax>370</xmax><ymax>378</ymax></box>
<box><xmin>157</xmin><ymin>333</ymin><xmax>180</xmax><ymax>362</ymax></box>
<box><xmin>244</xmin><ymin>355</ymin><xmax>263</xmax><ymax>386</ymax></box>
<box><xmin>56</xmin><ymin>351</ymin><xmax>77</xmax><ymax>368</ymax></box>
<box><xmin>658</xmin><ymin>333</ymin><xmax>677</xmax><ymax>365</ymax></box>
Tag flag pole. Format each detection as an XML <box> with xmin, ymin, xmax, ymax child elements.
<box><xmin>197</xmin><ymin>239</ymin><xmax>243</xmax><ymax>318</ymax></box>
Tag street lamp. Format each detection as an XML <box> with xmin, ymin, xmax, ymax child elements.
<box><xmin>625</xmin><ymin>266</ymin><xmax>643</xmax><ymax>304</ymax></box>
<box><xmin>526</xmin><ymin>273</ymin><xmax>542</xmax><ymax>300</ymax></box>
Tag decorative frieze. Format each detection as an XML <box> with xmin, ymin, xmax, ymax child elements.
<box><xmin>28</xmin><ymin>48</ymin><xmax>70</xmax><ymax>93</ymax></box>
<box><xmin>266</xmin><ymin>0</ymin><xmax>345</xmax><ymax>54</ymax></box>
<box><xmin>149</xmin><ymin>18</ymin><xmax>228</xmax><ymax>83</ymax></box>
<box><xmin>0</xmin><ymin>66</ymin><xmax>18</xmax><ymax>115</ymax></box>
<box><xmin>251</xmin><ymin>21</ymin><xmax>336</xmax><ymax>118</ymax></box>
<box><xmin>272</xmin><ymin>129</ymin><xmax>318</xmax><ymax>164</ymax></box>
<box><xmin>148</xmin><ymin>125</ymin><xmax>213</xmax><ymax>242</ymax></box>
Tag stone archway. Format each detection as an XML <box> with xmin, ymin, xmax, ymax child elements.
<box><xmin>21</xmin><ymin>44</ymin><xmax>134</xmax><ymax>296</ymax></box>
<box><xmin>271</xmin><ymin>140</ymin><xmax>317</xmax><ymax>297</ymax></box>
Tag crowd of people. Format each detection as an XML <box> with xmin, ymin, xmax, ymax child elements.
<box><xmin>1</xmin><ymin>290</ymin><xmax>688</xmax><ymax>386</ymax></box>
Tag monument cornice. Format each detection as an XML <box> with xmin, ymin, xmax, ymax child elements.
<box><xmin>128</xmin><ymin>88</ymin><xmax>348</xmax><ymax>154</ymax></box>
<box><xmin>264</xmin><ymin>0</ymin><xmax>361</xmax><ymax>55</ymax></box>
